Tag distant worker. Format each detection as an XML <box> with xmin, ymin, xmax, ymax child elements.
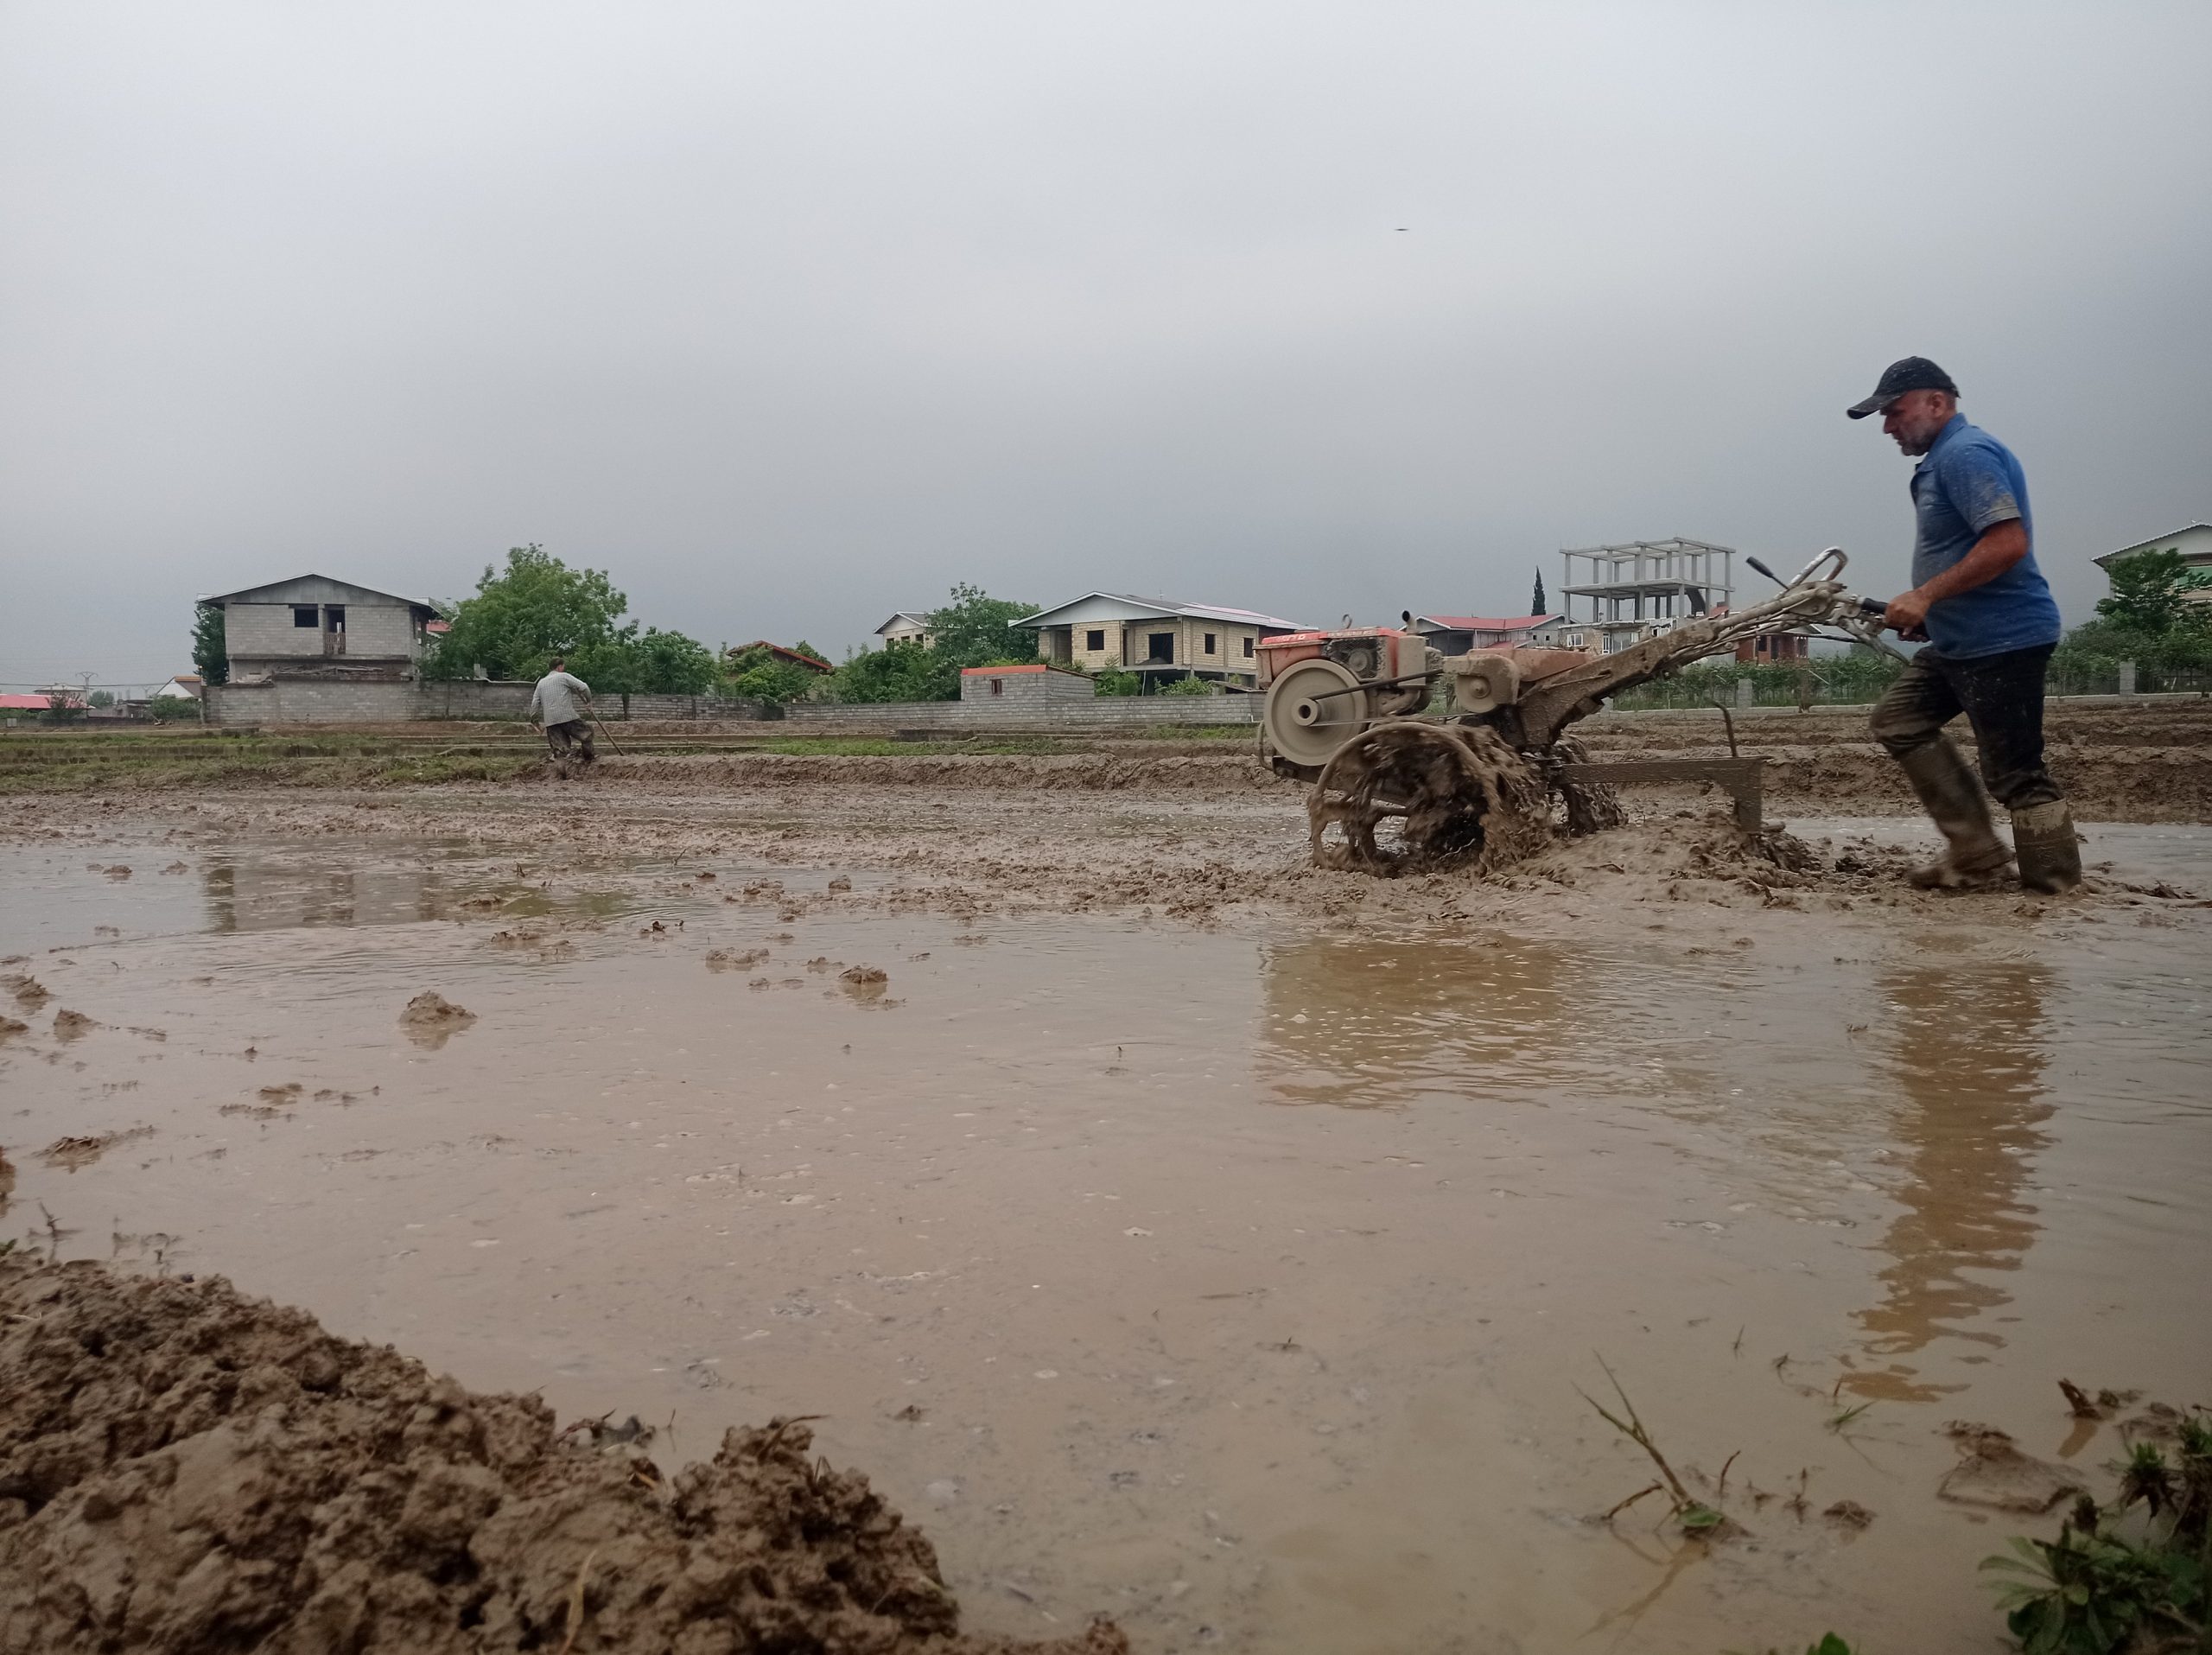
<box><xmin>528</xmin><ymin>658</ymin><xmax>596</xmax><ymax>765</ymax></box>
<box><xmin>1847</xmin><ymin>356</ymin><xmax>2079</xmax><ymax>894</ymax></box>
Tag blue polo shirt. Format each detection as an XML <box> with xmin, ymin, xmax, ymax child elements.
<box><xmin>1910</xmin><ymin>413</ymin><xmax>2062</xmax><ymax>659</ymax></box>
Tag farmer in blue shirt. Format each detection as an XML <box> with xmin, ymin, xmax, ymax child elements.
<box><xmin>1849</xmin><ymin>356</ymin><xmax>2078</xmax><ymax>893</ymax></box>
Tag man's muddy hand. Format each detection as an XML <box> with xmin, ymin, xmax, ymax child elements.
<box><xmin>1884</xmin><ymin>589</ymin><xmax>1932</xmax><ymax>640</ymax></box>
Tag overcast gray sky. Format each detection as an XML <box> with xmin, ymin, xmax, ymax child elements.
<box><xmin>3</xmin><ymin>2</ymin><xmax>2207</xmax><ymax>686</ymax></box>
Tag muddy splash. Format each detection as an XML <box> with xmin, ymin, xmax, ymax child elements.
<box><xmin>0</xmin><ymin>1257</ymin><xmax>1123</xmax><ymax>1655</ymax></box>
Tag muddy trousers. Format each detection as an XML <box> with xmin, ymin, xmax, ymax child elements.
<box><xmin>1868</xmin><ymin>645</ymin><xmax>2063</xmax><ymax>812</ymax></box>
<box><xmin>545</xmin><ymin>719</ymin><xmax>596</xmax><ymax>762</ymax></box>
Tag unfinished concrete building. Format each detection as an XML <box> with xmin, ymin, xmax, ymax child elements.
<box><xmin>1557</xmin><ymin>538</ymin><xmax>1736</xmax><ymax>653</ymax></box>
<box><xmin>200</xmin><ymin>575</ymin><xmax>442</xmax><ymax>684</ymax></box>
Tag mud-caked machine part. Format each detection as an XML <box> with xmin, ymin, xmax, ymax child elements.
<box><xmin>1263</xmin><ymin>549</ymin><xmax>1891</xmax><ymax>874</ymax></box>
<box><xmin>1306</xmin><ymin>722</ymin><xmax>1551</xmax><ymax>875</ymax></box>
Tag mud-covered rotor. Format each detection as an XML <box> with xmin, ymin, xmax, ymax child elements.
<box><xmin>1307</xmin><ymin>721</ymin><xmax>1548</xmax><ymax>875</ymax></box>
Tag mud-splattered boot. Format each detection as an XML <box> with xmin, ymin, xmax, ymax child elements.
<box><xmin>2010</xmin><ymin>800</ymin><xmax>2082</xmax><ymax>894</ymax></box>
<box><xmin>1896</xmin><ymin>740</ymin><xmax>2012</xmax><ymax>889</ymax></box>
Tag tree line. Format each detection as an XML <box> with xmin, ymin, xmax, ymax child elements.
<box><xmin>188</xmin><ymin>543</ymin><xmax>2207</xmax><ymax>710</ymax></box>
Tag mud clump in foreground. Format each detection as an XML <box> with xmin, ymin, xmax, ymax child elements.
<box><xmin>0</xmin><ymin>1257</ymin><xmax>1124</xmax><ymax>1655</ymax></box>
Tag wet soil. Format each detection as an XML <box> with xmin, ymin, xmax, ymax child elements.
<box><xmin>0</xmin><ymin>1256</ymin><xmax>1122</xmax><ymax>1655</ymax></box>
<box><xmin>1</xmin><ymin>721</ymin><xmax>2209</xmax><ymax>1652</ymax></box>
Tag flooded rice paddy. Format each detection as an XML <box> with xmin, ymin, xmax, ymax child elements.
<box><xmin>3</xmin><ymin>826</ymin><xmax>2208</xmax><ymax>1653</ymax></box>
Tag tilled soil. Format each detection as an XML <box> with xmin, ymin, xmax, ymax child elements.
<box><xmin>0</xmin><ymin>1256</ymin><xmax>1123</xmax><ymax>1655</ymax></box>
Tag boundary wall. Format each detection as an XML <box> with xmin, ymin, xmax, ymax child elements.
<box><xmin>206</xmin><ymin>680</ymin><xmax>1259</xmax><ymax>729</ymax></box>
<box><xmin>206</xmin><ymin>681</ymin><xmax>774</xmax><ymax>725</ymax></box>
<box><xmin>782</xmin><ymin>697</ymin><xmax>1258</xmax><ymax>730</ymax></box>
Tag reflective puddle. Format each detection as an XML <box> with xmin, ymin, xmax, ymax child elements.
<box><xmin>3</xmin><ymin>831</ymin><xmax>2208</xmax><ymax>1653</ymax></box>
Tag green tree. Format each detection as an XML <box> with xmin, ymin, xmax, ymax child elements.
<box><xmin>2094</xmin><ymin>548</ymin><xmax>2212</xmax><ymax>636</ymax></box>
<box><xmin>191</xmin><ymin>602</ymin><xmax>229</xmax><ymax>685</ymax></box>
<box><xmin>428</xmin><ymin>545</ymin><xmax>628</xmax><ymax>681</ymax></box>
<box><xmin>87</xmin><ymin>690</ymin><xmax>115</xmax><ymax>708</ymax></box>
<box><xmin>721</xmin><ymin>643</ymin><xmax>823</xmax><ymax>705</ymax></box>
<box><xmin>826</xmin><ymin>585</ymin><xmax>1036</xmax><ymax>703</ymax></box>
<box><xmin>429</xmin><ymin>545</ymin><xmax>715</xmax><ymax>692</ymax></box>
<box><xmin>40</xmin><ymin>686</ymin><xmax>86</xmax><ymax>724</ymax></box>
<box><xmin>925</xmin><ymin>583</ymin><xmax>1037</xmax><ymax>670</ymax></box>
<box><xmin>1160</xmin><ymin>674</ymin><xmax>1217</xmax><ymax>696</ymax></box>
<box><xmin>834</xmin><ymin>644</ymin><xmax>960</xmax><ymax>703</ymax></box>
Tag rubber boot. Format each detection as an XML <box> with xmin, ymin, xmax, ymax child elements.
<box><xmin>1895</xmin><ymin>739</ymin><xmax>2012</xmax><ymax>889</ymax></box>
<box><xmin>2011</xmin><ymin>800</ymin><xmax>2082</xmax><ymax>894</ymax></box>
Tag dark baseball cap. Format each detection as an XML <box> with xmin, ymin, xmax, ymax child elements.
<box><xmin>1847</xmin><ymin>356</ymin><xmax>1959</xmax><ymax>418</ymax></box>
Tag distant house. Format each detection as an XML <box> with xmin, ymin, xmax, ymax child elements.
<box><xmin>0</xmin><ymin>693</ymin><xmax>52</xmax><ymax>714</ymax></box>
<box><xmin>874</xmin><ymin>612</ymin><xmax>937</xmax><ymax>648</ymax></box>
<box><xmin>2094</xmin><ymin>523</ymin><xmax>2212</xmax><ymax>605</ymax></box>
<box><xmin>1410</xmin><ymin>613</ymin><xmax>1565</xmax><ymax>654</ymax></box>
<box><xmin>199</xmin><ymin>575</ymin><xmax>442</xmax><ymax>682</ymax></box>
<box><xmin>1014</xmin><ymin>593</ymin><xmax>1307</xmax><ymax>688</ymax></box>
<box><xmin>1735</xmin><ymin>632</ymin><xmax>1811</xmax><ymax>663</ymax></box>
<box><xmin>153</xmin><ymin>675</ymin><xmax>205</xmax><ymax>702</ymax></box>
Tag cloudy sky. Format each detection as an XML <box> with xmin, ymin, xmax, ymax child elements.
<box><xmin>3</xmin><ymin>2</ymin><xmax>2206</xmax><ymax>686</ymax></box>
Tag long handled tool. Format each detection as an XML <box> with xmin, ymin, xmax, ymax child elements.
<box><xmin>588</xmin><ymin>710</ymin><xmax>625</xmax><ymax>756</ymax></box>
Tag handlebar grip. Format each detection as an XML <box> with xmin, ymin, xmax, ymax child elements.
<box><xmin>1857</xmin><ymin>597</ymin><xmax>1888</xmax><ymax>618</ymax></box>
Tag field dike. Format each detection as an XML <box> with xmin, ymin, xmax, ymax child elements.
<box><xmin>0</xmin><ymin>1257</ymin><xmax>1124</xmax><ymax>1655</ymax></box>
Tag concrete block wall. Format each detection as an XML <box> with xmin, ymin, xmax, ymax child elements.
<box><xmin>346</xmin><ymin>605</ymin><xmax>419</xmax><ymax>657</ymax></box>
<box><xmin>225</xmin><ymin>600</ymin><xmax>421</xmax><ymax>664</ymax></box>
<box><xmin>594</xmin><ymin>692</ymin><xmax>774</xmax><ymax>721</ymax></box>
<box><xmin>206</xmin><ymin>678</ymin><xmax>774</xmax><ymax>725</ymax></box>
<box><xmin>961</xmin><ymin>667</ymin><xmax>1098</xmax><ymax>703</ymax></box>
<box><xmin>784</xmin><ymin>696</ymin><xmax>1258</xmax><ymax>729</ymax></box>
<box><xmin>208</xmin><ymin>679</ymin><xmax>420</xmax><ymax>724</ymax></box>
<box><xmin>224</xmin><ymin>603</ymin><xmax>326</xmax><ymax>661</ymax></box>
<box><xmin>207</xmin><ymin>678</ymin><xmax>533</xmax><ymax>725</ymax></box>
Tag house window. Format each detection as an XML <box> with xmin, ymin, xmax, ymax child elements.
<box><xmin>293</xmin><ymin>607</ymin><xmax>319</xmax><ymax>627</ymax></box>
<box><xmin>989</xmin><ymin>678</ymin><xmax>1003</xmax><ymax>696</ymax></box>
<box><xmin>1085</xmin><ymin>629</ymin><xmax>1105</xmax><ymax>652</ymax></box>
<box><xmin>1203</xmin><ymin>632</ymin><xmax>1217</xmax><ymax>654</ymax></box>
<box><xmin>1243</xmin><ymin>636</ymin><xmax>1255</xmax><ymax>658</ymax></box>
<box><xmin>1147</xmin><ymin>632</ymin><xmax>1174</xmax><ymax>662</ymax></box>
<box><xmin>325</xmin><ymin>605</ymin><xmax>344</xmax><ymax>631</ymax></box>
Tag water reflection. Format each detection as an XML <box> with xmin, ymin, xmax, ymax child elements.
<box><xmin>1846</xmin><ymin>961</ymin><xmax>2053</xmax><ymax>1402</ymax></box>
<box><xmin>1255</xmin><ymin>932</ymin><xmax>1669</xmax><ymax>1108</ymax></box>
<box><xmin>202</xmin><ymin>857</ymin><xmax>455</xmax><ymax>933</ymax></box>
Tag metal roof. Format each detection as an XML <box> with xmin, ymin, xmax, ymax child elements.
<box><xmin>2092</xmin><ymin>522</ymin><xmax>2212</xmax><ymax>570</ymax></box>
<box><xmin>1015</xmin><ymin>592</ymin><xmax>1307</xmax><ymax>631</ymax></box>
<box><xmin>1414</xmin><ymin>613</ymin><xmax>1563</xmax><ymax>632</ymax></box>
<box><xmin>196</xmin><ymin>573</ymin><xmax>439</xmax><ymax>613</ymax></box>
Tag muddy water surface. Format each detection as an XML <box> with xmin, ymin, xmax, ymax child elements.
<box><xmin>3</xmin><ymin>831</ymin><xmax>2209</xmax><ymax>1654</ymax></box>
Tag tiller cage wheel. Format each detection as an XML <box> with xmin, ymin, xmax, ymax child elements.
<box><xmin>1306</xmin><ymin>721</ymin><xmax>1539</xmax><ymax>875</ymax></box>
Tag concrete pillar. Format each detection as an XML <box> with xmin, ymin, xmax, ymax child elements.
<box><xmin>2117</xmin><ymin>661</ymin><xmax>2137</xmax><ymax>697</ymax></box>
<box><xmin>1735</xmin><ymin>678</ymin><xmax>1755</xmax><ymax>709</ymax></box>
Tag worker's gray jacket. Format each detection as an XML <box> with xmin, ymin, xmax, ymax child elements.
<box><xmin>528</xmin><ymin>672</ymin><xmax>592</xmax><ymax>726</ymax></box>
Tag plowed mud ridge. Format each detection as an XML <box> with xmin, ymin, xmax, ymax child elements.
<box><xmin>2</xmin><ymin>699</ymin><xmax>2203</xmax><ymax>926</ymax></box>
<box><xmin>0</xmin><ymin>1256</ymin><xmax>1123</xmax><ymax>1655</ymax></box>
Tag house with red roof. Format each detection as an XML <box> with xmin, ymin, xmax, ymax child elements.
<box><xmin>1408</xmin><ymin>613</ymin><xmax>1566</xmax><ymax>654</ymax></box>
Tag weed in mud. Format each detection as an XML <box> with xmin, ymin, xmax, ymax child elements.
<box><xmin>1827</xmin><ymin>1403</ymin><xmax>1873</xmax><ymax>1432</ymax></box>
<box><xmin>1982</xmin><ymin>1411</ymin><xmax>2211</xmax><ymax>1654</ymax></box>
<box><xmin>1725</xmin><ymin>1638</ymin><xmax>1855</xmax><ymax>1655</ymax></box>
<box><xmin>1580</xmin><ymin>1354</ymin><xmax>1744</xmax><ymax>1538</ymax></box>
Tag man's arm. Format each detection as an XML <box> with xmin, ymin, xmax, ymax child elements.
<box><xmin>1885</xmin><ymin>519</ymin><xmax>2027</xmax><ymax>638</ymax></box>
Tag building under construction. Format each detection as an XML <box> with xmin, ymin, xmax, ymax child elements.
<box><xmin>1552</xmin><ymin>538</ymin><xmax>1807</xmax><ymax>659</ymax></box>
<box><xmin>1557</xmin><ymin>538</ymin><xmax>1734</xmax><ymax>652</ymax></box>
